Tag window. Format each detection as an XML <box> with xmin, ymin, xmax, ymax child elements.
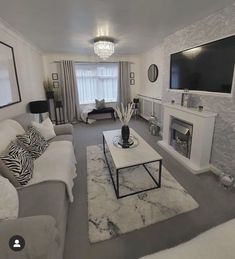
<box><xmin>75</xmin><ymin>63</ymin><xmax>119</xmax><ymax>105</ymax></box>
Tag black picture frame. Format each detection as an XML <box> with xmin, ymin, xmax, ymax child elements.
<box><xmin>0</xmin><ymin>41</ymin><xmax>21</xmax><ymax>109</ymax></box>
<box><xmin>130</xmin><ymin>79</ymin><xmax>135</xmax><ymax>85</ymax></box>
<box><xmin>52</xmin><ymin>73</ymin><xmax>58</xmax><ymax>80</ymax></box>
<box><xmin>130</xmin><ymin>72</ymin><xmax>135</xmax><ymax>78</ymax></box>
<box><xmin>53</xmin><ymin>81</ymin><xmax>59</xmax><ymax>88</ymax></box>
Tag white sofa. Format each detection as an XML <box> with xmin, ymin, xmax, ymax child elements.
<box><xmin>140</xmin><ymin>219</ymin><xmax>235</xmax><ymax>259</ymax></box>
<box><xmin>0</xmin><ymin>114</ymin><xmax>77</xmax><ymax>259</ymax></box>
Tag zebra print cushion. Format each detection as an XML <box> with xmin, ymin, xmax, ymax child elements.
<box><xmin>0</xmin><ymin>141</ymin><xmax>34</xmax><ymax>185</ymax></box>
<box><xmin>16</xmin><ymin>127</ymin><xmax>49</xmax><ymax>159</ymax></box>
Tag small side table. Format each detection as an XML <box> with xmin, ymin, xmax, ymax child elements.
<box><xmin>132</xmin><ymin>98</ymin><xmax>140</xmax><ymax>119</ymax></box>
<box><xmin>46</xmin><ymin>91</ymin><xmax>56</xmax><ymax>123</ymax></box>
<box><xmin>55</xmin><ymin>101</ymin><xmax>65</xmax><ymax>125</ymax></box>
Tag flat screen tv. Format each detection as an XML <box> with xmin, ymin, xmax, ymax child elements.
<box><xmin>170</xmin><ymin>35</ymin><xmax>235</xmax><ymax>93</ymax></box>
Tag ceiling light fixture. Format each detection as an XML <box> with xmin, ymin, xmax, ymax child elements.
<box><xmin>93</xmin><ymin>37</ymin><xmax>115</xmax><ymax>60</ymax></box>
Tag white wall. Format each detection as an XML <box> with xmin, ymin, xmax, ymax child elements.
<box><xmin>43</xmin><ymin>53</ymin><xmax>140</xmax><ymax>100</ymax></box>
<box><xmin>139</xmin><ymin>44</ymin><xmax>164</xmax><ymax>99</ymax></box>
<box><xmin>0</xmin><ymin>19</ymin><xmax>45</xmax><ymax>121</ymax></box>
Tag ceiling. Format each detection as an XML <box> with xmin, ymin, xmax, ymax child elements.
<box><xmin>0</xmin><ymin>0</ymin><xmax>233</xmax><ymax>54</ymax></box>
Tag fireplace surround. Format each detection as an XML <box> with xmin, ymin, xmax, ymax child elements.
<box><xmin>158</xmin><ymin>103</ymin><xmax>217</xmax><ymax>174</ymax></box>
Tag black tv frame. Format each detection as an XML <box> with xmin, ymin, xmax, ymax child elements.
<box><xmin>169</xmin><ymin>35</ymin><xmax>235</xmax><ymax>94</ymax></box>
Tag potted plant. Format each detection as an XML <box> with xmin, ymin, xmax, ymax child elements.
<box><xmin>43</xmin><ymin>78</ymin><xmax>54</xmax><ymax>99</ymax></box>
<box><xmin>115</xmin><ymin>103</ymin><xmax>134</xmax><ymax>148</ymax></box>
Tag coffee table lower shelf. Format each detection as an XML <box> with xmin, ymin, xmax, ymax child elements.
<box><xmin>103</xmin><ymin>135</ymin><xmax>162</xmax><ymax>199</ymax></box>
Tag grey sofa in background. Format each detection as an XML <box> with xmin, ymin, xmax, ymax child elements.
<box><xmin>0</xmin><ymin>113</ymin><xmax>75</xmax><ymax>259</ymax></box>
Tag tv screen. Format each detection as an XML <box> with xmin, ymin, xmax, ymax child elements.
<box><xmin>170</xmin><ymin>35</ymin><xmax>235</xmax><ymax>93</ymax></box>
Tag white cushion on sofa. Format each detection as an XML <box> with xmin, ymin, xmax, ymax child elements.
<box><xmin>26</xmin><ymin>141</ymin><xmax>77</xmax><ymax>202</ymax></box>
<box><xmin>0</xmin><ymin>175</ymin><xmax>19</xmax><ymax>220</ymax></box>
<box><xmin>140</xmin><ymin>219</ymin><xmax>235</xmax><ymax>259</ymax></box>
<box><xmin>0</xmin><ymin>119</ymin><xmax>24</xmax><ymax>154</ymax></box>
<box><xmin>32</xmin><ymin>117</ymin><xmax>56</xmax><ymax>141</ymax></box>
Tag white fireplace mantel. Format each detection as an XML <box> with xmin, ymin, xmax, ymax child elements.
<box><xmin>158</xmin><ymin>103</ymin><xmax>217</xmax><ymax>174</ymax></box>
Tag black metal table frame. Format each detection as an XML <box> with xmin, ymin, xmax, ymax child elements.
<box><xmin>103</xmin><ymin>135</ymin><xmax>162</xmax><ymax>199</ymax></box>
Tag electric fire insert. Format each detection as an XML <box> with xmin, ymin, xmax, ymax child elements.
<box><xmin>170</xmin><ymin>118</ymin><xmax>193</xmax><ymax>158</ymax></box>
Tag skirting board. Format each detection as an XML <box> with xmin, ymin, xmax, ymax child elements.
<box><xmin>210</xmin><ymin>165</ymin><xmax>223</xmax><ymax>176</ymax></box>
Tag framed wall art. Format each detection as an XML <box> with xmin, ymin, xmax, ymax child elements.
<box><xmin>130</xmin><ymin>72</ymin><xmax>135</xmax><ymax>78</ymax></box>
<box><xmin>0</xmin><ymin>41</ymin><xmax>21</xmax><ymax>108</ymax></box>
<box><xmin>130</xmin><ymin>79</ymin><xmax>135</xmax><ymax>85</ymax></box>
<box><xmin>52</xmin><ymin>73</ymin><xmax>58</xmax><ymax>80</ymax></box>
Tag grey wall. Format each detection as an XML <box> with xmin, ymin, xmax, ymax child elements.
<box><xmin>161</xmin><ymin>3</ymin><xmax>235</xmax><ymax>175</ymax></box>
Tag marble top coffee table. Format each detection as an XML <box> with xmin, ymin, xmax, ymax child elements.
<box><xmin>102</xmin><ymin>128</ymin><xmax>163</xmax><ymax>199</ymax></box>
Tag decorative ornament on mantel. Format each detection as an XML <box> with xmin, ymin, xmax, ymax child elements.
<box><xmin>93</xmin><ymin>37</ymin><xmax>115</xmax><ymax>60</ymax></box>
<box><xmin>115</xmin><ymin>103</ymin><xmax>134</xmax><ymax>148</ymax></box>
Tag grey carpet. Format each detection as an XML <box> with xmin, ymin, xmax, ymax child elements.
<box><xmin>64</xmin><ymin>118</ymin><xmax>235</xmax><ymax>259</ymax></box>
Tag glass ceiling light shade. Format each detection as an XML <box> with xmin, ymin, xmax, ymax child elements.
<box><xmin>94</xmin><ymin>37</ymin><xmax>115</xmax><ymax>60</ymax></box>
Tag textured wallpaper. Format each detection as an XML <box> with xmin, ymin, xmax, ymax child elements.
<box><xmin>161</xmin><ymin>4</ymin><xmax>235</xmax><ymax>175</ymax></box>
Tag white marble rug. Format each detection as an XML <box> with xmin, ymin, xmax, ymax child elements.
<box><xmin>87</xmin><ymin>145</ymin><xmax>199</xmax><ymax>243</ymax></box>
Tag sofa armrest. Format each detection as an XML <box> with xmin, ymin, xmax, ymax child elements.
<box><xmin>54</xmin><ymin>124</ymin><xmax>73</xmax><ymax>136</ymax></box>
<box><xmin>0</xmin><ymin>215</ymin><xmax>60</xmax><ymax>259</ymax></box>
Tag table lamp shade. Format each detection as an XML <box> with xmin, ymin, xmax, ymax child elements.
<box><xmin>29</xmin><ymin>101</ymin><xmax>49</xmax><ymax>114</ymax></box>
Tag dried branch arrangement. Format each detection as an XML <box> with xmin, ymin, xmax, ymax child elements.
<box><xmin>115</xmin><ymin>103</ymin><xmax>134</xmax><ymax>125</ymax></box>
<box><xmin>43</xmin><ymin>78</ymin><xmax>54</xmax><ymax>92</ymax></box>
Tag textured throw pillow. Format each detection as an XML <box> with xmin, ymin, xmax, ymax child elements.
<box><xmin>0</xmin><ymin>175</ymin><xmax>19</xmax><ymax>220</ymax></box>
<box><xmin>0</xmin><ymin>141</ymin><xmax>34</xmax><ymax>186</ymax></box>
<box><xmin>0</xmin><ymin>159</ymin><xmax>21</xmax><ymax>187</ymax></box>
<box><xmin>32</xmin><ymin>117</ymin><xmax>56</xmax><ymax>141</ymax></box>
<box><xmin>95</xmin><ymin>99</ymin><xmax>105</xmax><ymax>110</ymax></box>
<box><xmin>17</xmin><ymin>127</ymin><xmax>49</xmax><ymax>159</ymax></box>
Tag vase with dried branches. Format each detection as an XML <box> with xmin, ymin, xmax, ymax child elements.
<box><xmin>43</xmin><ymin>78</ymin><xmax>54</xmax><ymax>99</ymax></box>
<box><xmin>115</xmin><ymin>103</ymin><xmax>134</xmax><ymax>148</ymax></box>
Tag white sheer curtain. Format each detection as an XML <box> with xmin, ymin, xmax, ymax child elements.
<box><xmin>75</xmin><ymin>63</ymin><xmax>119</xmax><ymax>104</ymax></box>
